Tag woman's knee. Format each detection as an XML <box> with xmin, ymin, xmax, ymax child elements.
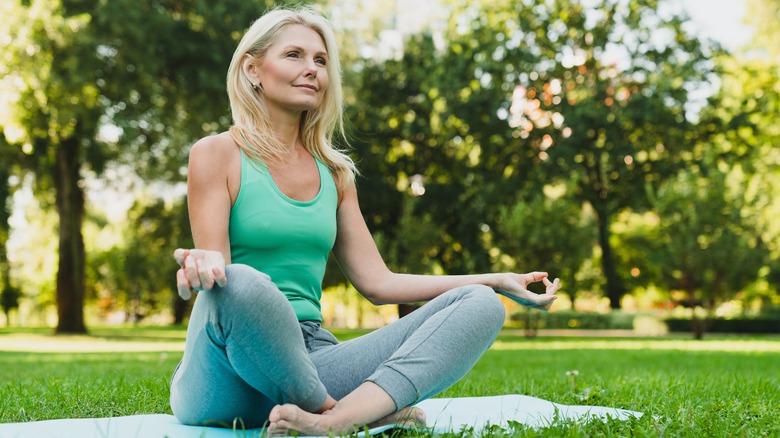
<box><xmin>210</xmin><ymin>264</ymin><xmax>283</xmax><ymax>307</ymax></box>
<box><xmin>464</xmin><ymin>284</ymin><xmax>506</xmax><ymax>329</ymax></box>
<box><xmin>223</xmin><ymin>263</ymin><xmax>272</xmax><ymax>285</ymax></box>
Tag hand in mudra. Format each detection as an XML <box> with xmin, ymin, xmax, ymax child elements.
<box><xmin>174</xmin><ymin>248</ymin><xmax>228</xmax><ymax>300</ymax></box>
<box><xmin>493</xmin><ymin>272</ymin><xmax>560</xmax><ymax>311</ymax></box>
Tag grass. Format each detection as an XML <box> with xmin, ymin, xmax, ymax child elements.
<box><xmin>1</xmin><ymin>326</ymin><xmax>778</xmax><ymax>437</ymax></box>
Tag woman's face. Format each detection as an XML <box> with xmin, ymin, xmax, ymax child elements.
<box><xmin>255</xmin><ymin>24</ymin><xmax>329</xmax><ymax>118</ymax></box>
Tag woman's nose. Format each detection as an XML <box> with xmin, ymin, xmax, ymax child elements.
<box><xmin>303</xmin><ymin>59</ymin><xmax>318</xmax><ymax>77</ymax></box>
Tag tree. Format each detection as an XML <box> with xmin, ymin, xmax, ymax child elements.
<box><xmin>694</xmin><ymin>0</ymin><xmax>780</xmax><ymax>309</ymax></box>
<box><xmin>85</xmin><ymin>197</ymin><xmax>192</xmax><ymax>324</ymax></box>
<box><xmin>346</xmin><ymin>0</ymin><xmax>718</xmax><ymax>311</ymax></box>
<box><xmin>745</xmin><ymin>0</ymin><xmax>780</xmax><ymax>59</ymax></box>
<box><xmin>651</xmin><ymin>169</ymin><xmax>768</xmax><ymax>339</ymax></box>
<box><xmin>0</xmin><ymin>0</ymin><xmax>287</xmax><ymax>332</ymax></box>
<box><xmin>0</xmin><ymin>133</ymin><xmax>20</xmax><ymax>325</ymax></box>
<box><xmin>1</xmin><ymin>0</ymin><xmax>100</xmax><ymax>333</ymax></box>
<box><xmin>494</xmin><ymin>188</ymin><xmax>597</xmax><ymax>310</ymax></box>
<box><xmin>0</xmin><ymin>285</ymin><xmax>21</xmax><ymax>326</ymax></box>
<box><xmin>479</xmin><ymin>0</ymin><xmax>720</xmax><ymax>309</ymax></box>
<box><xmin>346</xmin><ymin>32</ymin><xmax>539</xmax><ymax>277</ymax></box>
<box><xmin>374</xmin><ymin>195</ymin><xmax>448</xmax><ymax>316</ymax></box>
<box><xmin>124</xmin><ymin>198</ymin><xmax>192</xmax><ymax>324</ymax></box>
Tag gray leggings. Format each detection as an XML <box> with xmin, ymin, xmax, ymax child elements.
<box><xmin>170</xmin><ymin>264</ymin><xmax>505</xmax><ymax>427</ymax></box>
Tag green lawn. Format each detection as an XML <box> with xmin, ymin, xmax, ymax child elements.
<box><xmin>1</xmin><ymin>326</ymin><xmax>778</xmax><ymax>437</ymax></box>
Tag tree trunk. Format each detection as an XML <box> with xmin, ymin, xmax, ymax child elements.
<box><xmin>172</xmin><ymin>294</ymin><xmax>191</xmax><ymax>325</ymax></box>
<box><xmin>54</xmin><ymin>138</ymin><xmax>87</xmax><ymax>334</ymax></box>
<box><xmin>1</xmin><ymin>163</ymin><xmax>15</xmax><ymax>321</ymax></box>
<box><xmin>0</xmin><ymin>163</ymin><xmax>11</xmax><ymax>287</ymax></box>
<box><xmin>524</xmin><ymin>309</ymin><xmax>539</xmax><ymax>338</ymax></box>
<box><xmin>594</xmin><ymin>202</ymin><xmax>623</xmax><ymax>309</ymax></box>
<box><xmin>690</xmin><ymin>304</ymin><xmax>713</xmax><ymax>340</ymax></box>
<box><xmin>397</xmin><ymin>304</ymin><xmax>420</xmax><ymax>318</ymax></box>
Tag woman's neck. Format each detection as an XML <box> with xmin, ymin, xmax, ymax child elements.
<box><xmin>268</xmin><ymin>109</ymin><xmax>304</xmax><ymax>153</ymax></box>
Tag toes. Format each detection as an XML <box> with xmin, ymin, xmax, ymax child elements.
<box><xmin>268</xmin><ymin>423</ymin><xmax>291</xmax><ymax>437</ymax></box>
<box><xmin>267</xmin><ymin>405</ymin><xmax>293</xmax><ymax>436</ymax></box>
<box><xmin>267</xmin><ymin>403</ymin><xmax>329</xmax><ymax>436</ymax></box>
<box><xmin>402</xmin><ymin>407</ymin><xmax>426</xmax><ymax>427</ymax></box>
<box><xmin>412</xmin><ymin>407</ymin><xmax>426</xmax><ymax>425</ymax></box>
<box><xmin>269</xmin><ymin>405</ymin><xmax>281</xmax><ymax>422</ymax></box>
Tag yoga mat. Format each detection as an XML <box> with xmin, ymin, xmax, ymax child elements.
<box><xmin>0</xmin><ymin>394</ymin><xmax>642</xmax><ymax>437</ymax></box>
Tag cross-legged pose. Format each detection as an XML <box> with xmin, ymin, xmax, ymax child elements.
<box><xmin>169</xmin><ymin>6</ymin><xmax>560</xmax><ymax>436</ymax></box>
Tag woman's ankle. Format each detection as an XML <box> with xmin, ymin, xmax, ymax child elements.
<box><xmin>319</xmin><ymin>408</ymin><xmax>356</xmax><ymax>433</ymax></box>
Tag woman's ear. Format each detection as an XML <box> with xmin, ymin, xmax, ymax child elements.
<box><xmin>243</xmin><ymin>54</ymin><xmax>262</xmax><ymax>89</ymax></box>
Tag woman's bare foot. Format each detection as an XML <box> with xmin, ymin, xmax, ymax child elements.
<box><xmin>267</xmin><ymin>404</ymin><xmax>426</xmax><ymax>436</ymax></box>
<box><xmin>368</xmin><ymin>406</ymin><xmax>426</xmax><ymax>429</ymax></box>
<box><xmin>267</xmin><ymin>404</ymin><xmax>332</xmax><ymax>436</ymax></box>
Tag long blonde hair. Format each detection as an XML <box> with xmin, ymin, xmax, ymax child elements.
<box><xmin>226</xmin><ymin>5</ymin><xmax>356</xmax><ymax>187</ymax></box>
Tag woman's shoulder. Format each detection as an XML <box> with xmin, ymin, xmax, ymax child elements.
<box><xmin>188</xmin><ymin>132</ymin><xmax>242</xmax><ymax>183</ymax></box>
<box><xmin>189</xmin><ymin>132</ymin><xmax>241</xmax><ymax>166</ymax></box>
<box><xmin>191</xmin><ymin>132</ymin><xmax>239</xmax><ymax>155</ymax></box>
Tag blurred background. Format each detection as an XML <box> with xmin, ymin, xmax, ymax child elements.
<box><xmin>0</xmin><ymin>0</ymin><xmax>778</xmax><ymax>339</ymax></box>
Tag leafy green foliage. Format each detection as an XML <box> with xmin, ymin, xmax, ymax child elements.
<box><xmin>650</xmin><ymin>169</ymin><xmax>768</xmax><ymax>338</ymax></box>
<box><xmin>0</xmin><ymin>0</ymin><xmax>290</xmax><ymax>331</ymax></box>
<box><xmin>86</xmin><ymin>197</ymin><xmax>192</xmax><ymax>324</ymax></box>
<box><xmin>0</xmin><ymin>285</ymin><xmax>22</xmax><ymax>325</ymax></box>
<box><xmin>1</xmin><ymin>0</ymin><xmax>778</xmax><ymax>324</ymax></box>
<box><xmin>1</xmin><ymin>0</ymin><xmax>101</xmax><ymax>332</ymax></box>
<box><xmin>347</xmin><ymin>0</ymin><xmax>720</xmax><ymax>309</ymax></box>
<box><xmin>701</xmin><ymin>0</ymin><xmax>780</xmax><ymax>305</ymax></box>
<box><xmin>471</xmin><ymin>0</ymin><xmax>719</xmax><ymax>308</ymax></box>
<box><xmin>495</xmin><ymin>189</ymin><xmax>597</xmax><ymax>305</ymax></box>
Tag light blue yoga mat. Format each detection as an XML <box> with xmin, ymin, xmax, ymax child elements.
<box><xmin>0</xmin><ymin>394</ymin><xmax>642</xmax><ymax>437</ymax></box>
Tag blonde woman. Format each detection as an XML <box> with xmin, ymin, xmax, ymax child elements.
<box><xmin>169</xmin><ymin>5</ymin><xmax>559</xmax><ymax>435</ymax></box>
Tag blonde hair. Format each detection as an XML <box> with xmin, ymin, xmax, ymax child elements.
<box><xmin>226</xmin><ymin>5</ymin><xmax>356</xmax><ymax>187</ymax></box>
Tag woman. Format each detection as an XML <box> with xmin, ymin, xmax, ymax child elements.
<box><xmin>169</xmin><ymin>5</ymin><xmax>560</xmax><ymax>436</ymax></box>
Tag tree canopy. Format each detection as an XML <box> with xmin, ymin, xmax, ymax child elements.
<box><xmin>0</xmin><ymin>0</ymin><xmax>778</xmax><ymax>336</ymax></box>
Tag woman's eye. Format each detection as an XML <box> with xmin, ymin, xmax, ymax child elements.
<box><xmin>316</xmin><ymin>57</ymin><xmax>327</xmax><ymax>66</ymax></box>
<box><xmin>286</xmin><ymin>52</ymin><xmax>300</xmax><ymax>58</ymax></box>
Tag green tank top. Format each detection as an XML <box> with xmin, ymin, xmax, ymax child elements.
<box><xmin>229</xmin><ymin>150</ymin><xmax>338</xmax><ymax>322</ymax></box>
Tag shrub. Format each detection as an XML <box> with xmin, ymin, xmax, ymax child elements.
<box><xmin>509</xmin><ymin>310</ymin><xmax>636</xmax><ymax>330</ymax></box>
<box><xmin>664</xmin><ymin>317</ymin><xmax>780</xmax><ymax>333</ymax></box>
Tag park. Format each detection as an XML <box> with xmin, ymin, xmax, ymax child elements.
<box><xmin>1</xmin><ymin>0</ymin><xmax>779</xmax><ymax>436</ymax></box>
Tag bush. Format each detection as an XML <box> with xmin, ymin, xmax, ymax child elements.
<box><xmin>760</xmin><ymin>306</ymin><xmax>780</xmax><ymax>318</ymax></box>
<box><xmin>509</xmin><ymin>310</ymin><xmax>636</xmax><ymax>330</ymax></box>
<box><xmin>664</xmin><ymin>318</ymin><xmax>780</xmax><ymax>333</ymax></box>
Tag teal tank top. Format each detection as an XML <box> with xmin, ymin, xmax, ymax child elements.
<box><xmin>229</xmin><ymin>150</ymin><xmax>338</xmax><ymax>322</ymax></box>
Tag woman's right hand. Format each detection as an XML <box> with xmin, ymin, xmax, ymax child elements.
<box><xmin>174</xmin><ymin>248</ymin><xmax>228</xmax><ymax>300</ymax></box>
<box><xmin>491</xmin><ymin>271</ymin><xmax>559</xmax><ymax>310</ymax></box>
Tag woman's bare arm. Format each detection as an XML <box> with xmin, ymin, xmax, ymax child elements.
<box><xmin>332</xmin><ymin>181</ymin><xmax>559</xmax><ymax>306</ymax></box>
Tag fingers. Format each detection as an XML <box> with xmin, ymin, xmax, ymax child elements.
<box><xmin>199</xmin><ymin>251</ymin><xmax>226</xmax><ymax>289</ymax></box>
<box><xmin>213</xmin><ymin>267</ymin><xmax>227</xmax><ymax>287</ymax></box>
<box><xmin>185</xmin><ymin>254</ymin><xmax>216</xmax><ymax>290</ymax></box>
<box><xmin>524</xmin><ymin>271</ymin><xmax>548</xmax><ymax>283</ymax></box>
<box><xmin>501</xmin><ymin>273</ymin><xmax>560</xmax><ymax>311</ymax></box>
<box><xmin>183</xmin><ymin>251</ymin><xmax>227</xmax><ymax>291</ymax></box>
<box><xmin>184</xmin><ymin>254</ymin><xmax>203</xmax><ymax>291</ymax></box>
<box><xmin>176</xmin><ymin>269</ymin><xmax>192</xmax><ymax>301</ymax></box>
<box><xmin>173</xmin><ymin>248</ymin><xmax>189</xmax><ymax>266</ymax></box>
<box><xmin>544</xmin><ymin>277</ymin><xmax>561</xmax><ymax>294</ymax></box>
<box><xmin>175</xmin><ymin>249</ymin><xmax>228</xmax><ymax>298</ymax></box>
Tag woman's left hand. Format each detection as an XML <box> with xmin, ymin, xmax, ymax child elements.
<box><xmin>492</xmin><ymin>272</ymin><xmax>560</xmax><ymax>310</ymax></box>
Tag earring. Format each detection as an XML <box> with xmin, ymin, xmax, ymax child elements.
<box><xmin>252</xmin><ymin>82</ymin><xmax>262</xmax><ymax>91</ymax></box>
